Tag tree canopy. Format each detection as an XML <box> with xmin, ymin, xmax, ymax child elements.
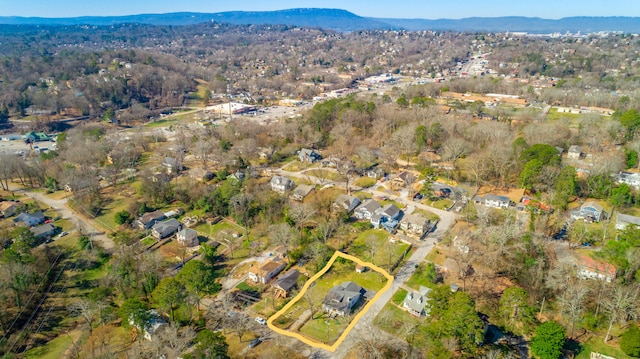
<box><xmin>530</xmin><ymin>321</ymin><xmax>566</xmax><ymax>359</ymax></box>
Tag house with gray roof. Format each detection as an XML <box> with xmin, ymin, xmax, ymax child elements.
<box><xmin>371</xmin><ymin>203</ymin><xmax>402</xmax><ymax>232</ymax></box>
<box><xmin>13</xmin><ymin>211</ymin><xmax>45</xmax><ymax>227</ymax></box>
<box><xmin>270</xmin><ymin>176</ymin><xmax>295</xmax><ymax>193</ymax></box>
<box><xmin>334</xmin><ymin>194</ymin><xmax>361</xmax><ymax>213</ymax></box>
<box><xmin>291</xmin><ymin>184</ymin><xmax>315</xmax><ymax>201</ymax></box>
<box><xmin>30</xmin><ymin>223</ymin><xmax>56</xmax><ymax>239</ymax></box>
<box><xmin>322</xmin><ymin>282</ymin><xmax>366</xmax><ymax>317</ymax></box>
<box><xmin>572</xmin><ymin>201</ymin><xmax>606</xmax><ymax>222</ymax></box>
<box><xmin>135</xmin><ymin>211</ymin><xmax>166</xmax><ymax>230</ymax></box>
<box><xmin>354</xmin><ymin>199</ymin><xmax>381</xmax><ymax>220</ymax></box>
<box><xmin>151</xmin><ymin>219</ymin><xmax>182</xmax><ymax>239</ymax></box>
<box><xmin>616</xmin><ymin>213</ymin><xmax>640</xmax><ymax>230</ymax></box>
<box><xmin>402</xmin><ymin>286</ymin><xmax>432</xmax><ymax>317</ymax></box>
<box><xmin>273</xmin><ymin>269</ymin><xmax>300</xmax><ymax>298</ymax></box>
<box><xmin>298</xmin><ymin>148</ymin><xmax>321</xmax><ymax>163</ymax></box>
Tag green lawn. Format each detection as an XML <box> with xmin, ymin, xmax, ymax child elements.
<box><xmin>391</xmin><ymin>288</ymin><xmax>408</xmax><ymax>305</ymax></box>
<box><xmin>575</xmin><ymin>336</ymin><xmax>631</xmax><ymax>359</ymax></box>
<box><xmin>24</xmin><ymin>334</ymin><xmax>74</xmax><ymax>359</ymax></box>
<box><xmin>354</xmin><ymin>177</ymin><xmax>377</xmax><ymax>188</ymax></box>
<box><xmin>194</xmin><ymin>220</ymin><xmax>245</xmax><ymax>240</ymax></box>
<box><xmin>373</xmin><ymin>302</ymin><xmax>425</xmax><ymax>347</ymax></box>
<box><xmin>411</xmin><ymin>208</ymin><xmax>440</xmax><ymax>222</ymax></box>
<box><xmin>405</xmin><ymin>262</ymin><xmax>436</xmax><ymax>291</ymax></box>
<box><xmin>273</xmin><ymin>258</ymin><xmax>389</xmax><ymax>339</ymax></box>
<box><xmin>282</xmin><ymin>161</ymin><xmax>318</xmax><ymax>172</ymax></box>
<box><xmin>299</xmin><ymin>315</ymin><xmax>350</xmax><ymax>344</ymax></box>
<box><xmin>94</xmin><ymin>195</ymin><xmax>137</xmax><ymax>232</ymax></box>
<box><xmin>429</xmin><ymin>199</ymin><xmax>453</xmax><ymax>210</ymax></box>
<box><xmin>306</xmin><ymin>169</ymin><xmax>342</xmax><ymax>182</ymax></box>
<box><xmin>349</xmin><ymin>229</ymin><xmax>410</xmax><ymax>270</ymax></box>
<box><xmin>236</xmin><ymin>281</ymin><xmax>260</xmax><ymax>292</ymax></box>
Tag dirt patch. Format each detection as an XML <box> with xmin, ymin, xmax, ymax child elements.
<box><xmin>477</xmin><ymin>185</ymin><xmax>526</xmax><ymax>203</ymax></box>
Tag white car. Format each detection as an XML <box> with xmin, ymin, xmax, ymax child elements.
<box><xmin>255</xmin><ymin>317</ymin><xmax>266</xmax><ymax>325</ymax></box>
<box><xmin>57</xmin><ymin>231</ymin><xmax>69</xmax><ymax>238</ymax></box>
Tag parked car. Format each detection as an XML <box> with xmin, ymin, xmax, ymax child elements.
<box><xmin>249</xmin><ymin>338</ymin><xmax>262</xmax><ymax>348</ymax></box>
<box><xmin>57</xmin><ymin>231</ymin><xmax>69</xmax><ymax>238</ymax></box>
<box><xmin>255</xmin><ymin>317</ymin><xmax>266</xmax><ymax>325</ymax></box>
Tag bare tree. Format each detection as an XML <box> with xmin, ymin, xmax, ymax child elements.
<box><xmin>288</xmin><ymin>203</ymin><xmax>317</xmax><ymax>243</ymax></box>
<box><xmin>603</xmin><ymin>286</ymin><xmax>638</xmax><ymax>342</ymax></box>
<box><xmin>269</xmin><ymin>223</ymin><xmax>295</xmax><ymax>263</ymax></box>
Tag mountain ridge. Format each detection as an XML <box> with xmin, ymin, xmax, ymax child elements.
<box><xmin>1</xmin><ymin>8</ymin><xmax>638</xmax><ymax>33</ymax></box>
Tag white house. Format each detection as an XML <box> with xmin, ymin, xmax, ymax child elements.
<box><xmin>176</xmin><ymin>228</ymin><xmax>198</xmax><ymax>247</ymax></box>
<box><xmin>402</xmin><ymin>286</ymin><xmax>432</xmax><ymax>317</ymax></box>
<box><xmin>248</xmin><ymin>260</ymin><xmax>286</xmax><ymax>284</ymax></box>
<box><xmin>354</xmin><ymin>199</ymin><xmax>381</xmax><ymax>220</ymax></box>
<box><xmin>270</xmin><ymin>176</ymin><xmax>295</xmax><ymax>193</ymax></box>
<box><xmin>618</xmin><ymin>171</ymin><xmax>640</xmax><ymax>189</ymax></box>
<box><xmin>576</xmin><ymin>255</ymin><xmax>616</xmax><ymax>282</ymax></box>
<box><xmin>567</xmin><ymin>145</ymin><xmax>582</xmax><ymax>160</ymax></box>
<box><xmin>616</xmin><ymin>213</ymin><xmax>640</xmax><ymax>230</ymax></box>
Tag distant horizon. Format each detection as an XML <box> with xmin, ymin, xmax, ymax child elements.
<box><xmin>4</xmin><ymin>1</ymin><xmax>639</xmax><ymax>20</ymax></box>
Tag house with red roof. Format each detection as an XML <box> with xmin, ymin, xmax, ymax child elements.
<box><xmin>576</xmin><ymin>255</ymin><xmax>616</xmax><ymax>282</ymax></box>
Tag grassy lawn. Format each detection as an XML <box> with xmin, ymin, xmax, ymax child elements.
<box><xmin>411</xmin><ymin>208</ymin><xmax>440</xmax><ymax>222</ymax></box>
<box><xmin>373</xmin><ymin>302</ymin><xmax>425</xmax><ymax>347</ymax></box>
<box><xmin>349</xmin><ymin>229</ymin><xmax>410</xmax><ymax>270</ymax></box>
<box><xmin>141</xmin><ymin>237</ymin><xmax>156</xmax><ymax>247</ymax></box>
<box><xmin>273</xmin><ymin>258</ymin><xmax>389</xmax><ymax>341</ymax></box>
<box><xmin>306</xmin><ymin>169</ymin><xmax>342</xmax><ymax>182</ymax></box>
<box><xmin>194</xmin><ymin>220</ymin><xmax>245</xmax><ymax>240</ymax></box>
<box><xmin>405</xmin><ymin>262</ymin><xmax>436</xmax><ymax>291</ymax></box>
<box><xmin>94</xmin><ymin>194</ymin><xmax>137</xmax><ymax>232</ymax></box>
<box><xmin>24</xmin><ymin>331</ymin><xmax>77</xmax><ymax>359</ymax></box>
<box><xmin>236</xmin><ymin>281</ymin><xmax>260</xmax><ymax>292</ymax></box>
<box><xmin>282</xmin><ymin>161</ymin><xmax>318</xmax><ymax>172</ymax></box>
<box><xmin>391</xmin><ymin>288</ymin><xmax>408</xmax><ymax>305</ymax></box>
<box><xmin>354</xmin><ymin>177</ymin><xmax>377</xmax><ymax>188</ymax></box>
<box><xmin>429</xmin><ymin>198</ymin><xmax>453</xmax><ymax>210</ymax></box>
<box><xmin>575</xmin><ymin>336</ymin><xmax>631</xmax><ymax>359</ymax></box>
<box><xmin>299</xmin><ymin>315</ymin><xmax>350</xmax><ymax>344</ymax></box>
<box><xmin>143</xmin><ymin>118</ymin><xmax>179</xmax><ymax>128</ymax></box>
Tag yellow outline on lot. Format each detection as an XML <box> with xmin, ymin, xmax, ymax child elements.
<box><xmin>267</xmin><ymin>251</ymin><xmax>394</xmax><ymax>352</ymax></box>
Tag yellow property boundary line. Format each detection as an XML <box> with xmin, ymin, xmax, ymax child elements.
<box><xmin>267</xmin><ymin>251</ymin><xmax>394</xmax><ymax>352</ymax></box>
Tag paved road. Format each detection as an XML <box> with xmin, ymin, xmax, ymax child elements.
<box><xmin>7</xmin><ymin>183</ymin><xmax>115</xmax><ymax>250</ymax></box>
<box><xmin>273</xmin><ymin>163</ymin><xmax>458</xmax><ymax>358</ymax></box>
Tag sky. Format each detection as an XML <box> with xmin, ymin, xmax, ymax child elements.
<box><xmin>3</xmin><ymin>0</ymin><xmax>639</xmax><ymax>19</ymax></box>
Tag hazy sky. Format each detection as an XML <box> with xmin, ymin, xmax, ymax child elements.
<box><xmin>4</xmin><ymin>0</ymin><xmax>639</xmax><ymax>19</ymax></box>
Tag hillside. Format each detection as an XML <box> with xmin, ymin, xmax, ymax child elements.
<box><xmin>0</xmin><ymin>8</ymin><xmax>639</xmax><ymax>33</ymax></box>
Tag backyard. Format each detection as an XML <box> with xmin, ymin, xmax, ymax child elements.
<box><xmin>348</xmin><ymin>229</ymin><xmax>410</xmax><ymax>271</ymax></box>
<box><xmin>270</xmin><ymin>252</ymin><xmax>391</xmax><ymax>347</ymax></box>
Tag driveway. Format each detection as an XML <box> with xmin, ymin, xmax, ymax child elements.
<box><xmin>7</xmin><ymin>183</ymin><xmax>115</xmax><ymax>250</ymax></box>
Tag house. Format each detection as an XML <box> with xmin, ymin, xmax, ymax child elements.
<box><xmin>270</xmin><ymin>176</ymin><xmax>295</xmax><ymax>193</ymax></box>
<box><xmin>390</xmin><ymin>171</ymin><xmax>416</xmax><ymax>189</ymax></box>
<box><xmin>400</xmin><ymin>213</ymin><xmax>431</xmax><ymax>238</ymax></box>
<box><xmin>163</xmin><ymin>208</ymin><xmax>184</xmax><ymax>219</ymax></box>
<box><xmin>188</xmin><ymin>168</ymin><xmax>215</xmax><ymax>181</ymax></box>
<box><xmin>333</xmin><ymin>194</ymin><xmax>361</xmax><ymax>213</ymax></box>
<box><xmin>432</xmin><ymin>183</ymin><xmax>452</xmax><ymax>198</ymax></box>
<box><xmin>0</xmin><ymin>201</ymin><xmax>17</xmax><ymax>218</ymax></box>
<box><xmin>248</xmin><ymin>260</ymin><xmax>286</xmax><ymax>284</ymax></box>
<box><xmin>573</xmin><ymin>201</ymin><xmax>607</xmax><ymax>222</ymax></box>
<box><xmin>616</xmin><ymin>213</ymin><xmax>640</xmax><ymax>230</ymax></box>
<box><xmin>475</xmin><ymin>194</ymin><xmax>510</xmax><ymax>209</ymax></box>
<box><xmin>298</xmin><ymin>148</ymin><xmax>322</xmax><ymax>163</ymax></box>
<box><xmin>617</xmin><ymin>171</ymin><xmax>640</xmax><ymax>189</ymax></box>
<box><xmin>24</xmin><ymin>131</ymin><xmax>51</xmax><ymax>143</ymax></box>
<box><xmin>371</xmin><ymin>204</ymin><xmax>402</xmax><ymax>231</ymax></box>
<box><xmin>402</xmin><ymin>286</ymin><xmax>432</xmax><ymax>317</ymax></box>
<box><xmin>151</xmin><ymin>219</ymin><xmax>182</xmax><ymax>240</ymax></box>
<box><xmin>13</xmin><ymin>211</ymin><xmax>45</xmax><ymax>227</ymax></box>
<box><xmin>354</xmin><ymin>199</ymin><xmax>381</xmax><ymax>220</ymax></box>
<box><xmin>162</xmin><ymin>157</ymin><xmax>185</xmax><ymax>174</ymax></box>
<box><xmin>576</xmin><ymin>255</ymin><xmax>617</xmax><ymax>282</ymax></box>
<box><xmin>366</xmin><ymin>167</ymin><xmax>386</xmax><ymax>179</ymax></box>
<box><xmin>322</xmin><ymin>282</ymin><xmax>366</xmax><ymax>317</ymax></box>
<box><xmin>567</xmin><ymin>145</ymin><xmax>582</xmax><ymax>160</ymax></box>
<box><xmin>30</xmin><ymin>223</ymin><xmax>56</xmax><ymax>239</ymax></box>
<box><xmin>135</xmin><ymin>211</ymin><xmax>166</xmax><ymax>230</ymax></box>
<box><xmin>291</xmin><ymin>184</ymin><xmax>315</xmax><ymax>201</ymax></box>
<box><xmin>230</xmin><ymin>170</ymin><xmax>245</xmax><ymax>181</ymax></box>
<box><xmin>176</xmin><ymin>228</ymin><xmax>198</xmax><ymax>247</ymax></box>
<box><xmin>273</xmin><ymin>269</ymin><xmax>300</xmax><ymax>298</ymax></box>
<box><xmin>130</xmin><ymin>310</ymin><xmax>168</xmax><ymax>341</ymax></box>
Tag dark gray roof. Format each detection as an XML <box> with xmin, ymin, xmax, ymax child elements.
<box><xmin>153</xmin><ymin>218</ymin><xmax>181</xmax><ymax>233</ymax></box>
<box><xmin>617</xmin><ymin>213</ymin><xmax>640</xmax><ymax>226</ymax></box>
<box><xmin>357</xmin><ymin>198</ymin><xmax>381</xmax><ymax>213</ymax></box>
<box><xmin>376</xmin><ymin>203</ymin><xmax>400</xmax><ymax>218</ymax></box>
<box><xmin>322</xmin><ymin>281</ymin><xmax>364</xmax><ymax>313</ymax></box>
<box><xmin>30</xmin><ymin>223</ymin><xmax>55</xmax><ymax>237</ymax></box>
<box><xmin>274</xmin><ymin>269</ymin><xmax>300</xmax><ymax>292</ymax></box>
<box><xmin>14</xmin><ymin>211</ymin><xmax>45</xmax><ymax>224</ymax></box>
